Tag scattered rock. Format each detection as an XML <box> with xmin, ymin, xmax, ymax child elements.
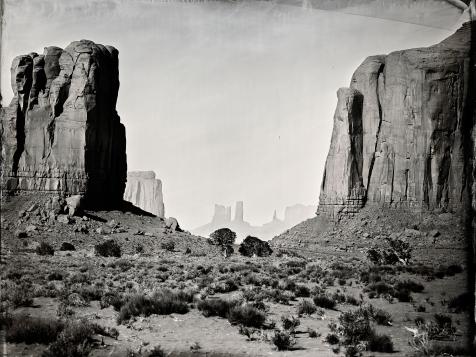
<box><xmin>362</xmin><ymin>232</ymin><xmax>370</xmax><ymax>238</ymax></box>
<box><xmin>96</xmin><ymin>226</ymin><xmax>112</xmax><ymax>235</ymax></box>
<box><xmin>165</xmin><ymin>217</ymin><xmax>180</xmax><ymax>231</ymax></box>
<box><xmin>106</xmin><ymin>219</ymin><xmax>119</xmax><ymax>228</ymax></box>
<box><xmin>57</xmin><ymin>215</ymin><xmax>72</xmax><ymax>224</ymax></box>
<box><xmin>18</xmin><ymin>210</ymin><xmax>26</xmax><ymax>218</ymax></box>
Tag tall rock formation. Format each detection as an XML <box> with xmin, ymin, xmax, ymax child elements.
<box><xmin>319</xmin><ymin>23</ymin><xmax>472</xmax><ymax>217</ymax></box>
<box><xmin>0</xmin><ymin>40</ymin><xmax>127</xmax><ymax>206</ymax></box>
<box><xmin>123</xmin><ymin>171</ymin><xmax>165</xmax><ymax>218</ymax></box>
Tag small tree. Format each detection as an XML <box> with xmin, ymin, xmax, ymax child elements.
<box><xmin>239</xmin><ymin>236</ymin><xmax>272</xmax><ymax>257</ymax></box>
<box><xmin>210</xmin><ymin>228</ymin><xmax>236</xmax><ymax>258</ymax></box>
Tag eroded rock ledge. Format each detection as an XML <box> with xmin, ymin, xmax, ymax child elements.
<box><xmin>0</xmin><ymin>40</ymin><xmax>127</xmax><ymax>207</ymax></box>
<box><xmin>319</xmin><ymin>23</ymin><xmax>472</xmax><ymax>217</ymax></box>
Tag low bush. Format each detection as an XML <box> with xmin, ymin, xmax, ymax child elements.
<box><xmin>313</xmin><ymin>293</ymin><xmax>336</xmax><ymax>310</ymax></box>
<box><xmin>5</xmin><ymin>315</ymin><xmax>64</xmax><ymax>344</ymax></box>
<box><xmin>60</xmin><ymin>242</ymin><xmax>75</xmax><ymax>251</ymax></box>
<box><xmin>325</xmin><ymin>333</ymin><xmax>339</xmax><ymax>345</ymax></box>
<box><xmin>272</xmin><ymin>330</ymin><xmax>295</xmax><ymax>351</ymax></box>
<box><xmin>447</xmin><ymin>292</ymin><xmax>472</xmax><ymax>313</ymax></box>
<box><xmin>4</xmin><ymin>283</ymin><xmax>34</xmax><ymax>307</ymax></box>
<box><xmin>117</xmin><ymin>290</ymin><xmax>189</xmax><ymax>324</ymax></box>
<box><xmin>297</xmin><ymin>300</ymin><xmax>317</xmax><ymax>315</ymax></box>
<box><xmin>36</xmin><ymin>242</ymin><xmax>54</xmax><ymax>256</ymax></box>
<box><xmin>95</xmin><ymin>240</ymin><xmax>121</xmax><ymax>257</ymax></box>
<box><xmin>161</xmin><ymin>241</ymin><xmax>175</xmax><ymax>252</ymax></box>
<box><xmin>197</xmin><ymin>298</ymin><xmax>238</xmax><ymax>318</ymax></box>
<box><xmin>228</xmin><ymin>304</ymin><xmax>266</xmax><ymax>328</ymax></box>
<box><xmin>48</xmin><ymin>272</ymin><xmax>64</xmax><ymax>281</ymax></box>
<box><xmin>294</xmin><ymin>284</ymin><xmax>310</xmax><ymax>297</ymax></box>
<box><xmin>394</xmin><ymin>279</ymin><xmax>424</xmax><ymax>293</ymax></box>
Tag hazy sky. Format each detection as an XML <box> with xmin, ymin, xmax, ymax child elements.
<box><xmin>1</xmin><ymin>0</ymin><xmax>465</xmax><ymax>229</ymax></box>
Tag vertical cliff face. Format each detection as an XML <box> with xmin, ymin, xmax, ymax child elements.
<box><xmin>123</xmin><ymin>171</ymin><xmax>165</xmax><ymax>218</ymax></box>
<box><xmin>319</xmin><ymin>23</ymin><xmax>471</xmax><ymax>216</ymax></box>
<box><xmin>0</xmin><ymin>40</ymin><xmax>127</xmax><ymax>206</ymax></box>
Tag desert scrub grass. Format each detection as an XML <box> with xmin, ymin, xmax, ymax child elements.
<box><xmin>228</xmin><ymin>304</ymin><xmax>266</xmax><ymax>328</ymax></box>
<box><xmin>36</xmin><ymin>242</ymin><xmax>55</xmax><ymax>256</ymax></box>
<box><xmin>197</xmin><ymin>298</ymin><xmax>238</xmax><ymax>318</ymax></box>
<box><xmin>297</xmin><ymin>299</ymin><xmax>317</xmax><ymax>315</ymax></box>
<box><xmin>5</xmin><ymin>314</ymin><xmax>64</xmax><ymax>344</ymax></box>
<box><xmin>43</xmin><ymin>320</ymin><xmax>117</xmax><ymax>357</ymax></box>
<box><xmin>312</xmin><ymin>293</ymin><xmax>336</xmax><ymax>310</ymax></box>
<box><xmin>367</xmin><ymin>333</ymin><xmax>394</xmax><ymax>353</ymax></box>
<box><xmin>95</xmin><ymin>239</ymin><xmax>121</xmax><ymax>257</ymax></box>
<box><xmin>293</xmin><ymin>284</ymin><xmax>310</xmax><ymax>297</ymax></box>
<box><xmin>0</xmin><ymin>281</ymin><xmax>34</xmax><ymax>307</ymax></box>
<box><xmin>117</xmin><ymin>290</ymin><xmax>190</xmax><ymax>324</ymax></box>
<box><xmin>272</xmin><ymin>330</ymin><xmax>295</xmax><ymax>351</ymax></box>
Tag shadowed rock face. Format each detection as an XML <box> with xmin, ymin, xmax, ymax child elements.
<box><xmin>0</xmin><ymin>40</ymin><xmax>127</xmax><ymax>207</ymax></box>
<box><xmin>124</xmin><ymin>171</ymin><xmax>165</xmax><ymax>218</ymax></box>
<box><xmin>319</xmin><ymin>23</ymin><xmax>471</xmax><ymax>217</ymax></box>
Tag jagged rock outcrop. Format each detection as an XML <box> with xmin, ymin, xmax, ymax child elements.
<box><xmin>0</xmin><ymin>40</ymin><xmax>127</xmax><ymax>206</ymax></box>
<box><xmin>319</xmin><ymin>23</ymin><xmax>471</xmax><ymax>217</ymax></box>
<box><xmin>123</xmin><ymin>171</ymin><xmax>165</xmax><ymax>218</ymax></box>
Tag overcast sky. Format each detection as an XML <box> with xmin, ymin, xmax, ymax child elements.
<box><xmin>1</xmin><ymin>0</ymin><xmax>465</xmax><ymax>229</ymax></box>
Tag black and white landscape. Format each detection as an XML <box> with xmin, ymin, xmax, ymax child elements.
<box><xmin>0</xmin><ymin>1</ymin><xmax>475</xmax><ymax>356</ymax></box>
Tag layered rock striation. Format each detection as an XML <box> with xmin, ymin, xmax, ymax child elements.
<box><xmin>124</xmin><ymin>171</ymin><xmax>165</xmax><ymax>218</ymax></box>
<box><xmin>0</xmin><ymin>40</ymin><xmax>127</xmax><ymax>206</ymax></box>
<box><xmin>319</xmin><ymin>23</ymin><xmax>472</xmax><ymax>217</ymax></box>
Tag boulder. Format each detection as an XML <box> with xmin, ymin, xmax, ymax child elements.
<box><xmin>66</xmin><ymin>195</ymin><xmax>83</xmax><ymax>216</ymax></box>
<box><xmin>0</xmin><ymin>40</ymin><xmax>127</xmax><ymax>207</ymax></box>
<box><xmin>165</xmin><ymin>217</ymin><xmax>180</xmax><ymax>231</ymax></box>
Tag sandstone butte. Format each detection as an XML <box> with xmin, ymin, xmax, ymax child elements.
<box><xmin>318</xmin><ymin>22</ymin><xmax>475</xmax><ymax>218</ymax></box>
<box><xmin>0</xmin><ymin>40</ymin><xmax>127</xmax><ymax>207</ymax></box>
<box><xmin>123</xmin><ymin>171</ymin><xmax>165</xmax><ymax>218</ymax></box>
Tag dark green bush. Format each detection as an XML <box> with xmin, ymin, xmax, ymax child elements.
<box><xmin>94</xmin><ymin>240</ymin><xmax>121</xmax><ymax>257</ymax></box>
<box><xmin>272</xmin><ymin>330</ymin><xmax>294</xmax><ymax>351</ymax></box>
<box><xmin>313</xmin><ymin>294</ymin><xmax>336</xmax><ymax>310</ymax></box>
<box><xmin>5</xmin><ymin>315</ymin><xmax>64</xmax><ymax>344</ymax></box>
<box><xmin>325</xmin><ymin>333</ymin><xmax>339</xmax><ymax>345</ymax></box>
<box><xmin>238</xmin><ymin>236</ymin><xmax>272</xmax><ymax>257</ymax></box>
<box><xmin>36</xmin><ymin>242</ymin><xmax>54</xmax><ymax>256</ymax></box>
<box><xmin>60</xmin><ymin>242</ymin><xmax>75</xmax><ymax>251</ymax></box>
